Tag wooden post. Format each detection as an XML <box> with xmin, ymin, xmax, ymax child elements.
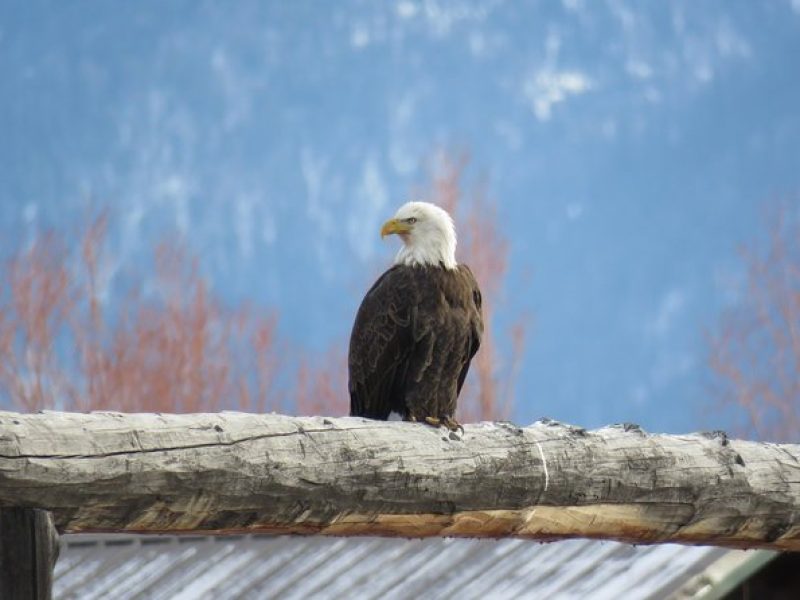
<box><xmin>0</xmin><ymin>508</ymin><xmax>60</xmax><ymax>600</ymax></box>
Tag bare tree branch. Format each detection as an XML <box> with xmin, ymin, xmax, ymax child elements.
<box><xmin>709</xmin><ymin>205</ymin><xmax>800</xmax><ymax>442</ymax></box>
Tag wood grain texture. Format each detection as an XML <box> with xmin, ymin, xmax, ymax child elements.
<box><xmin>0</xmin><ymin>508</ymin><xmax>59</xmax><ymax>600</ymax></box>
<box><xmin>0</xmin><ymin>411</ymin><xmax>798</xmax><ymax>550</ymax></box>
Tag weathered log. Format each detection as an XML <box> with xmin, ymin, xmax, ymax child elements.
<box><xmin>0</xmin><ymin>411</ymin><xmax>798</xmax><ymax>550</ymax></box>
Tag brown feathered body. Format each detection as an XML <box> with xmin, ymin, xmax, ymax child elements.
<box><xmin>348</xmin><ymin>263</ymin><xmax>483</xmax><ymax>421</ymax></box>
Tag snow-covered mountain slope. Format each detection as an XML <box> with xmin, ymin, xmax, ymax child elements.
<box><xmin>2</xmin><ymin>1</ymin><xmax>799</xmax><ymax>431</ymax></box>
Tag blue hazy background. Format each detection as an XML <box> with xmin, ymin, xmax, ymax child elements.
<box><xmin>1</xmin><ymin>1</ymin><xmax>799</xmax><ymax>432</ymax></box>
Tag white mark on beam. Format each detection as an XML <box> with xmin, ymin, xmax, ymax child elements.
<box><xmin>535</xmin><ymin>440</ymin><xmax>549</xmax><ymax>493</ymax></box>
<box><xmin>518</xmin><ymin>442</ymin><xmax>552</xmax><ymax>533</ymax></box>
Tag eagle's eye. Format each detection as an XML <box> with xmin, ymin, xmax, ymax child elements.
<box><xmin>406</xmin><ymin>217</ymin><xmax>417</xmax><ymax>224</ymax></box>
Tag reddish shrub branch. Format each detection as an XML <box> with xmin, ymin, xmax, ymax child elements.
<box><xmin>708</xmin><ymin>205</ymin><xmax>800</xmax><ymax>442</ymax></box>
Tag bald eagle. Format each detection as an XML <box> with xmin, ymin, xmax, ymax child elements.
<box><xmin>348</xmin><ymin>201</ymin><xmax>483</xmax><ymax>431</ymax></box>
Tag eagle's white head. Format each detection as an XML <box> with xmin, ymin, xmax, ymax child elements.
<box><xmin>380</xmin><ymin>201</ymin><xmax>457</xmax><ymax>270</ymax></box>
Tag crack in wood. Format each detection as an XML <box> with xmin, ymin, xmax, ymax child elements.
<box><xmin>0</xmin><ymin>426</ymin><xmax>369</xmax><ymax>461</ymax></box>
<box><xmin>0</xmin><ymin>411</ymin><xmax>798</xmax><ymax>550</ymax></box>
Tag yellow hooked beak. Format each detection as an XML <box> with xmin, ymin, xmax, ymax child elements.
<box><xmin>380</xmin><ymin>218</ymin><xmax>412</xmax><ymax>238</ymax></box>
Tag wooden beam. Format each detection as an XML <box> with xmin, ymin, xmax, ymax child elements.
<box><xmin>0</xmin><ymin>508</ymin><xmax>59</xmax><ymax>600</ymax></box>
<box><xmin>0</xmin><ymin>411</ymin><xmax>798</xmax><ymax>550</ymax></box>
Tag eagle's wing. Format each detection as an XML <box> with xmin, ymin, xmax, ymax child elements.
<box><xmin>456</xmin><ymin>264</ymin><xmax>483</xmax><ymax>396</ymax></box>
<box><xmin>348</xmin><ymin>266</ymin><xmax>421</xmax><ymax>419</ymax></box>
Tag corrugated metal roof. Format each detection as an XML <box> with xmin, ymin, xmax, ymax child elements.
<box><xmin>54</xmin><ymin>534</ymin><xmax>738</xmax><ymax>600</ymax></box>
<box><xmin>669</xmin><ymin>549</ymin><xmax>778</xmax><ymax>600</ymax></box>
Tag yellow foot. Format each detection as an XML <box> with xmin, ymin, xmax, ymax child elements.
<box><xmin>421</xmin><ymin>416</ymin><xmax>464</xmax><ymax>434</ymax></box>
<box><xmin>423</xmin><ymin>416</ymin><xmax>441</xmax><ymax>428</ymax></box>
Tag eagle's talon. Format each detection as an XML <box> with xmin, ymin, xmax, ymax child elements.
<box><xmin>421</xmin><ymin>416</ymin><xmax>463</xmax><ymax>434</ymax></box>
<box><xmin>442</xmin><ymin>416</ymin><xmax>464</xmax><ymax>434</ymax></box>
